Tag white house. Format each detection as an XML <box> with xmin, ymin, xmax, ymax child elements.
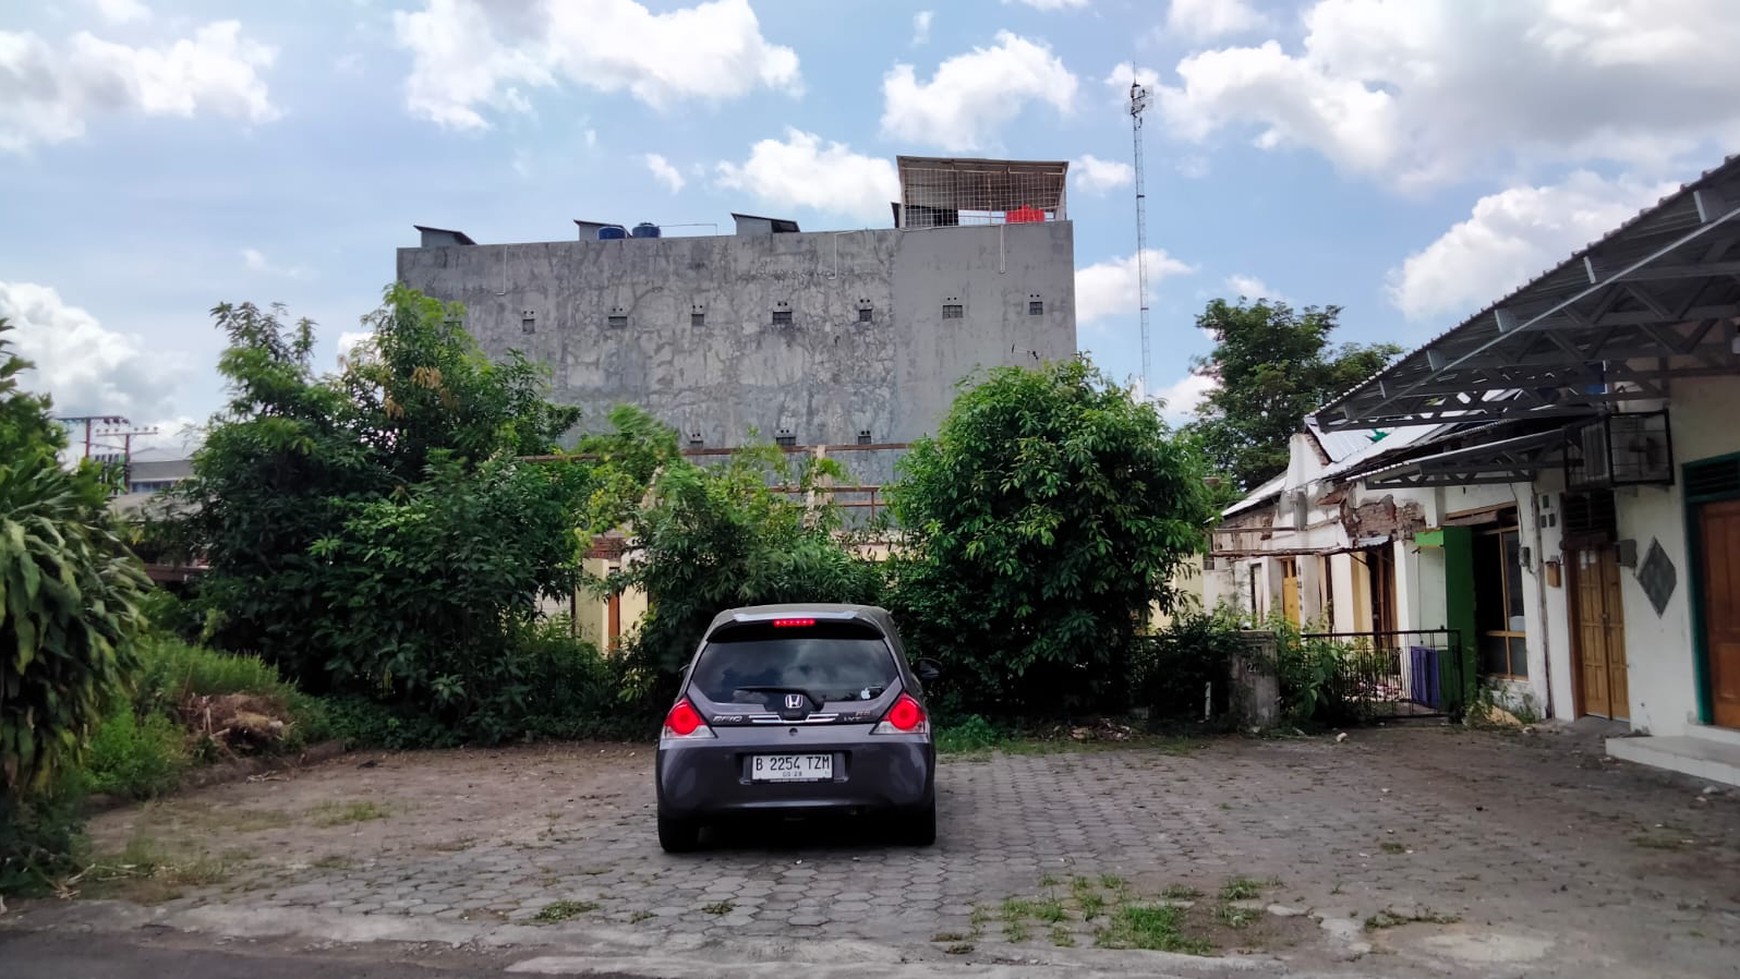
<box><xmin>1242</xmin><ymin>153</ymin><xmax>1740</xmax><ymax>786</ymax></box>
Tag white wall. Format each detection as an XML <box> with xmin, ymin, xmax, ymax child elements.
<box><xmin>1616</xmin><ymin>375</ymin><xmax>1740</xmax><ymax>735</ymax></box>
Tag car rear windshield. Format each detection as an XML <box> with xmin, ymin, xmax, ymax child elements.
<box><xmin>690</xmin><ymin>620</ymin><xmax>899</xmax><ymax>705</ymax></box>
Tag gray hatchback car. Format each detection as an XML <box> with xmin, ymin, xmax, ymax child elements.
<box><xmin>654</xmin><ymin>603</ymin><xmax>938</xmax><ymax>852</ymax></box>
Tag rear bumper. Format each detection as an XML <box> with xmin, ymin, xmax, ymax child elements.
<box><xmin>657</xmin><ymin>735</ymin><xmax>934</xmax><ymax>819</ymax></box>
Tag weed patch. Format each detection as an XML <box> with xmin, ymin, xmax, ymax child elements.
<box><xmin>534</xmin><ymin>900</ymin><xmax>599</xmax><ymax>922</ymax></box>
<box><xmin>310</xmin><ymin>801</ymin><xmax>389</xmax><ymax>827</ymax></box>
<box><xmin>1096</xmin><ymin>903</ymin><xmax>1213</xmax><ymax>954</ymax></box>
<box><xmin>1365</xmin><ymin>907</ymin><xmax>1461</xmax><ymax>930</ymax></box>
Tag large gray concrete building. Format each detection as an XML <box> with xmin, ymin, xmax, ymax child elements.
<box><xmin>395</xmin><ymin>156</ymin><xmax>1078</xmax><ymax>470</ymax></box>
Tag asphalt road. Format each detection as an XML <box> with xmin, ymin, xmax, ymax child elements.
<box><xmin>0</xmin><ymin>930</ymin><xmax>652</xmax><ymax>979</ymax></box>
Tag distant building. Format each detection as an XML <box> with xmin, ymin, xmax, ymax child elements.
<box><xmin>126</xmin><ymin>449</ymin><xmax>193</xmax><ymax>495</ymax></box>
<box><xmin>396</xmin><ymin>155</ymin><xmax>1078</xmax><ymax>485</ymax></box>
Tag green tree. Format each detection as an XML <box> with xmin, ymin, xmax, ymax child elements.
<box><xmin>1</xmin><ymin>319</ymin><xmax>149</xmax><ymax>856</ymax></box>
<box><xmin>616</xmin><ymin>443</ymin><xmax>885</xmax><ymax>706</ymax></box>
<box><xmin>1184</xmin><ymin>299</ymin><xmax>1401</xmax><ymax>491</ymax></box>
<box><xmin>887</xmin><ymin>357</ymin><xmax>1214</xmax><ymax>714</ymax></box>
<box><xmin>162</xmin><ymin>286</ymin><xmax>651</xmax><ymax>732</ymax></box>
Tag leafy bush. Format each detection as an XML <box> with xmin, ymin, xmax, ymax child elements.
<box><xmin>316</xmin><ymin>696</ymin><xmax>463</xmax><ymax>751</ymax></box>
<box><xmin>887</xmin><ymin>358</ymin><xmax>1215</xmax><ymax>715</ymax></box>
<box><xmin>81</xmin><ymin>707</ymin><xmax>189</xmax><ymax>799</ymax></box>
<box><xmin>1131</xmin><ymin>611</ymin><xmax>1251</xmax><ymax>726</ymax></box>
<box><xmin>1</xmin><ymin>321</ymin><xmax>150</xmax><ymax>795</ymax></box>
<box><xmin>504</xmin><ymin>618</ymin><xmax>656</xmax><ymax>743</ymax></box>
<box><xmin>150</xmin><ymin>290</ymin><xmax>680</xmax><ymax>740</ymax></box>
<box><xmin>318</xmin><ymin>621</ymin><xmax>645</xmax><ymax>748</ymax></box>
<box><xmin>617</xmin><ymin>444</ymin><xmax>886</xmax><ymax>709</ymax></box>
<box><xmin>1264</xmin><ymin>618</ymin><xmax>1389</xmax><ymax>728</ymax></box>
<box><xmin>0</xmin><ymin>781</ymin><xmax>86</xmax><ymax>896</ymax></box>
<box><xmin>934</xmin><ymin>715</ymin><xmax>1006</xmax><ymax>754</ymax></box>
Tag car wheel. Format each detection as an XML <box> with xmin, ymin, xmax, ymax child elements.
<box><xmin>899</xmin><ymin>803</ymin><xmax>936</xmax><ymax>847</ymax></box>
<box><xmin>658</xmin><ymin>814</ymin><xmax>702</xmax><ymax>853</ymax></box>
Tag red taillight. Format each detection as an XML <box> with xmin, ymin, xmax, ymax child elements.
<box><xmin>885</xmin><ymin>694</ymin><xmax>926</xmax><ymax>732</ymax></box>
<box><xmin>664</xmin><ymin>699</ymin><xmax>704</xmax><ymax>737</ymax></box>
<box><xmin>772</xmin><ymin>618</ymin><xmax>816</xmax><ymax>628</ymax></box>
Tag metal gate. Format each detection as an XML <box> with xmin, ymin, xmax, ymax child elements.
<box><xmin>1295</xmin><ymin>629</ymin><xmax>1466</xmax><ymax>723</ymax></box>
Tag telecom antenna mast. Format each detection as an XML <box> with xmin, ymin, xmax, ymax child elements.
<box><xmin>1129</xmin><ymin>80</ymin><xmax>1153</xmax><ymax>398</ymax></box>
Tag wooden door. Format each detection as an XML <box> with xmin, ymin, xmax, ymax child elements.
<box><xmin>1572</xmin><ymin>546</ymin><xmax>1629</xmax><ymax>720</ymax></box>
<box><xmin>1700</xmin><ymin>499</ymin><xmax>1740</xmax><ymax>729</ymax></box>
<box><xmin>1281</xmin><ymin>558</ymin><xmax>1301</xmax><ymax>626</ymax></box>
<box><xmin>1369</xmin><ymin>545</ymin><xmax>1398</xmax><ymax>636</ymax></box>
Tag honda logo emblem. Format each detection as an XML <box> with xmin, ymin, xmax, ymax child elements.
<box><xmin>785</xmin><ymin>694</ymin><xmax>806</xmax><ymax>711</ymax></box>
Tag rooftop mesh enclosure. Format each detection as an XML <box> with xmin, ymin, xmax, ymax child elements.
<box><xmin>896</xmin><ymin>156</ymin><xmax>1069</xmax><ymax>229</ymax></box>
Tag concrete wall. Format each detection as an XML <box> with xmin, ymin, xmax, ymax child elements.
<box><xmin>1615</xmin><ymin>374</ymin><xmax>1740</xmax><ymax>735</ymax></box>
<box><xmin>396</xmin><ymin>222</ymin><xmax>1077</xmax><ymax>448</ymax></box>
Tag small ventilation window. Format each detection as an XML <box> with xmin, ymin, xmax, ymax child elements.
<box><xmin>1028</xmin><ymin>300</ymin><xmax>1044</xmax><ymax>316</ymax></box>
<box><xmin>858</xmin><ymin>306</ymin><xmax>873</xmax><ymax>323</ymax></box>
<box><xmin>521</xmin><ymin>316</ymin><xmax>536</xmax><ymax>334</ymax></box>
<box><xmin>772</xmin><ymin>309</ymin><xmax>793</xmax><ymax>327</ymax></box>
<box><xmin>857</xmin><ymin>430</ymin><xmax>873</xmax><ymax>445</ymax></box>
<box><xmin>607</xmin><ymin>314</ymin><xmax>628</xmax><ymax>329</ymax></box>
<box><xmin>688</xmin><ymin>432</ymin><xmax>704</xmax><ymax>448</ymax></box>
<box><xmin>775</xmin><ymin>430</ymin><xmax>796</xmax><ymax>447</ymax></box>
<box><xmin>942</xmin><ymin>303</ymin><xmax>964</xmax><ymax>320</ymax></box>
<box><xmin>691</xmin><ymin>312</ymin><xmax>705</xmax><ymax>327</ymax></box>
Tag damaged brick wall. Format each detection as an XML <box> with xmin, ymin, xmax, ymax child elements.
<box><xmin>1340</xmin><ymin>493</ymin><xmax>1427</xmax><ymax>542</ymax></box>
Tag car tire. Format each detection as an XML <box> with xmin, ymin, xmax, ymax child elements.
<box><xmin>658</xmin><ymin>814</ymin><xmax>702</xmax><ymax>853</ymax></box>
<box><xmin>899</xmin><ymin>803</ymin><xmax>937</xmax><ymax>847</ymax></box>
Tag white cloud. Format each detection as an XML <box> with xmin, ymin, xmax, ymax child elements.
<box><xmin>1156</xmin><ymin>0</ymin><xmax>1740</xmax><ymax>187</ymax></box>
<box><xmin>1075</xmin><ymin>249</ymin><xmax>1197</xmax><ymax>326</ymax></box>
<box><xmin>1003</xmin><ymin>0</ymin><xmax>1089</xmax><ymax>8</ymax></box>
<box><xmin>644</xmin><ymin>152</ymin><xmax>685</xmax><ymax>193</ymax></box>
<box><xmin>240</xmin><ymin>247</ymin><xmax>310</xmax><ymax>279</ymax></box>
<box><xmin>90</xmin><ymin>0</ymin><xmax>151</xmax><ymax>25</ymax></box>
<box><xmin>1105</xmin><ymin>61</ymin><xmax>1160</xmax><ymax>94</ymax></box>
<box><xmin>912</xmin><ymin>11</ymin><xmax>933</xmax><ymax>46</ymax></box>
<box><xmin>1153</xmin><ymin>371</ymin><xmax>1217</xmax><ymax>421</ymax></box>
<box><xmin>1224</xmin><ymin>274</ymin><xmax>1279</xmax><ymax>300</ymax></box>
<box><xmin>716</xmin><ymin>129</ymin><xmax>899</xmax><ymax>222</ymax></box>
<box><xmin>1165</xmin><ymin>0</ymin><xmax>1267</xmax><ymax>40</ymax></box>
<box><xmin>0</xmin><ymin>21</ymin><xmax>278</xmax><ymax>153</ymax></box>
<box><xmin>337</xmin><ymin>330</ymin><xmax>374</xmax><ymax>368</ymax></box>
<box><xmin>0</xmin><ymin>281</ymin><xmax>185</xmax><ymax>420</ymax></box>
<box><xmin>1072</xmin><ymin>153</ymin><xmax>1133</xmax><ymax>192</ymax></box>
<box><xmin>392</xmin><ymin>0</ymin><xmax>801</xmax><ymax>130</ymax></box>
<box><xmin>881</xmin><ymin>31</ymin><xmax>1077</xmax><ymax>152</ymax></box>
<box><xmin>1388</xmin><ymin>171</ymin><xmax>1674</xmax><ymax>319</ymax></box>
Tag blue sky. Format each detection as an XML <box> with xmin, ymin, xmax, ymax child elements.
<box><xmin>4</xmin><ymin>0</ymin><xmax>1737</xmax><ymax>452</ymax></box>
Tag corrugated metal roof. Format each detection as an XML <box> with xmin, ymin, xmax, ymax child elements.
<box><xmin>1315</xmin><ymin>153</ymin><xmax>1740</xmax><ymax>428</ymax></box>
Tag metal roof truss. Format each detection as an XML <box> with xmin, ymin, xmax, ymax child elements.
<box><xmin>1364</xmin><ymin>429</ymin><xmax>1569</xmax><ymax>489</ymax></box>
<box><xmin>1319</xmin><ymin>166</ymin><xmax>1740</xmax><ymax>430</ymax></box>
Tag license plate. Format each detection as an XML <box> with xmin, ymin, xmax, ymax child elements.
<box><xmin>750</xmin><ymin>753</ymin><xmax>833</xmax><ymax>781</ymax></box>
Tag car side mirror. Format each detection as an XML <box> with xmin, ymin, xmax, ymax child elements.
<box><xmin>915</xmin><ymin>659</ymin><xmax>943</xmax><ymax>683</ymax></box>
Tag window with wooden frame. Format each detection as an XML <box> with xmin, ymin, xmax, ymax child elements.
<box><xmin>1474</xmin><ymin>509</ymin><xmax>1528</xmax><ymax>677</ymax></box>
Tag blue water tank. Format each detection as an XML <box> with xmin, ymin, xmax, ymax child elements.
<box><xmin>631</xmin><ymin>222</ymin><xmax>662</xmax><ymax>239</ymax></box>
<box><xmin>597</xmin><ymin>225</ymin><xmax>627</xmax><ymax>240</ymax></box>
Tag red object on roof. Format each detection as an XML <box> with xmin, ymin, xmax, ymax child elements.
<box><xmin>1007</xmin><ymin>205</ymin><xmax>1044</xmax><ymax>223</ymax></box>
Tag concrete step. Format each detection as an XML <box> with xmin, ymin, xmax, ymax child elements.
<box><xmin>1607</xmin><ymin>735</ymin><xmax>1740</xmax><ymax>788</ymax></box>
<box><xmin>1685</xmin><ymin>723</ymin><xmax>1740</xmax><ymax>750</ymax></box>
